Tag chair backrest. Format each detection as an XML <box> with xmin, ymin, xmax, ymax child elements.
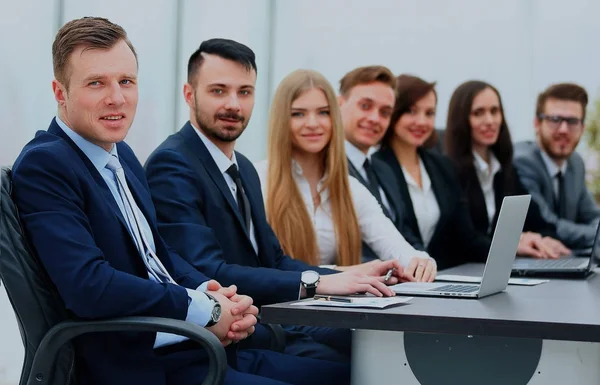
<box><xmin>0</xmin><ymin>167</ymin><xmax>76</xmax><ymax>385</ymax></box>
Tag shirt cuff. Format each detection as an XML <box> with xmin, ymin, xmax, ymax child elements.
<box><xmin>197</xmin><ymin>281</ymin><xmax>209</xmax><ymax>292</ymax></box>
<box><xmin>185</xmin><ymin>288</ymin><xmax>213</xmax><ymax>327</ymax></box>
<box><xmin>153</xmin><ymin>289</ymin><xmax>212</xmax><ymax>349</ymax></box>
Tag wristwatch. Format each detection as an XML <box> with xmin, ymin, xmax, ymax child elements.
<box><xmin>301</xmin><ymin>270</ymin><xmax>320</xmax><ymax>298</ymax></box>
<box><xmin>204</xmin><ymin>292</ymin><xmax>222</xmax><ymax>327</ymax></box>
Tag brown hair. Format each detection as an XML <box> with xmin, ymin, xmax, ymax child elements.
<box><xmin>265</xmin><ymin>69</ymin><xmax>361</xmax><ymax>266</ymax></box>
<box><xmin>446</xmin><ymin>80</ymin><xmax>515</xmax><ymax>193</ymax></box>
<box><xmin>382</xmin><ymin>74</ymin><xmax>438</xmax><ymax>148</ymax></box>
<box><xmin>339</xmin><ymin>65</ymin><xmax>396</xmax><ymax>97</ymax></box>
<box><xmin>535</xmin><ymin>83</ymin><xmax>589</xmax><ymax>121</ymax></box>
<box><xmin>52</xmin><ymin>17</ymin><xmax>137</xmax><ymax>89</ymax></box>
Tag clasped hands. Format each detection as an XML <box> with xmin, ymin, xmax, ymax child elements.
<box><xmin>204</xmin><ymin>280</ymin><xmax>258</xmax><ymax>347</ymax></box>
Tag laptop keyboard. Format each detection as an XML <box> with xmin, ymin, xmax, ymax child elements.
<box><xmin>430</xmin><ymin>284</ymin><xmax>479</xmax><ymax>293</ymax></box>
<box><xmin>529</xmin><ymin>259</ymin><xmax>586</xmax><ymax>268</ymax></box>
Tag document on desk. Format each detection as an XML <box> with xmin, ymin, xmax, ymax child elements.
<box><xmin>291</xmin><ymin>296</ymin><xmax>413</xmax><ymax>309</ymax></box>
<box><xmin>436</xmin><ymin>274</ymin><xmax>548</xmax><ymax>286</ymax></box>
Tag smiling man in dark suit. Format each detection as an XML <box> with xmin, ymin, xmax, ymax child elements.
<box><xmin>11</xmin><ymin>17</ymin><xmax>349</xmax><ymax>385</ymax></box>
<box><xmin>145</xmin><ymin>39</ymin><xmax>404</xmax><ymax>364</ymax></box>
<box><xmin>339</xmin><ymin>65</ymin><xmax>425</xmax><ymax>261</ymax></box>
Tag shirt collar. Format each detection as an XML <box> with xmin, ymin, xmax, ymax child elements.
<box><xmin>55</xmin><ymin>115</ymin><xmax>117</xmax><ymax>173</ymax></box>
<box><xmin>540</xmin><ymin>148</ymin><xmax>567</xmax><ymax>177</ymax></box>
<box><xmin>291</xmin><ymin>158</ymin><xmax>328</xmax><ymax>189</ymax></box>
<box><xmin>403</xmin><ymin>156</ymin><xmax>431</xmax><ymax>191</ymax></box>
<box><xmin>344</xmin><ymin>140</ymin><xmax>369</xmax><ymax>170</ymax></box>
<box><xmin>472</xmin><ymin>150</ymin><xmax>501</xmax><ymax>177</ymax></box>
<box><xmin>191</xmin><ymin>122</ymin><xmax>238</xmax><ymax>174</ymax></box>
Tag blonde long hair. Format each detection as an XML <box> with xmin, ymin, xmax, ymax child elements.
<box><xmin>265</xmin><ymin>69</ymin><xmax>361</xmax><ymax>266</ymax></box>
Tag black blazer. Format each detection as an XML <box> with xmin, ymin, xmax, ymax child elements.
<box><xmin>456</xmin><ymin>163</ymin><xmax>558</xmax><ymax>238</ymax></box>
<box><xmin>375</xmin><ymin>147</ymin><xmax>491</xmax><ymax>270</ymax></box>
<box><xmin>347</xmin><ymin>156</ymin><xmax>425</xmax><ymax>262</ymax></box>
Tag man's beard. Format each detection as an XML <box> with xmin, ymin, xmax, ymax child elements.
<box><xmin>194</xmin><ymin>106</ymin><xmax>248</xmax><ymax>143</ymax></box>
<box><xmin>539</xmin><ymin>133</ymin><xmax>576</xmax><ymax>162</ymax></box>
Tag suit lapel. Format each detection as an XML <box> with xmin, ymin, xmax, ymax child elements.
<box><xmin>180</xmin><ymin>124</ymin><xmax>251</xmax><ymax>240</ymax></box>
<box><xmin>48</xmin><ymin>121</ymin><xmax>130</xmax><ymax>231</ymax></box>
<box><xmin>370</xmin><ymin>161</ymin><xmax>399</xmax><ymax>223</ymax></box>
<box><xmin>376</xmin><ymin>147</ymin><xmax>422</xmax><ymax>244</ymax></box>
<box><xmin>463</xmin><ymin>165</ymin><xmax>489</xmax><ymax>231</ymax></box>
<box><xmin>419</xmin><ymin>151</ymin><xmax>452</xmax><ymax>245</ymax></box>
<box><xmin>533</xmin><ymin>147</ymin><xmax>556</xmax><ymax>204</ymax></box>
<box><xmin>347</xmin><ymin>157</ymin><xmax>367</xmax><ymax>185</ymax></box>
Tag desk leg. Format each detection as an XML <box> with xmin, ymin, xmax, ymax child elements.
<box><xmin>351</xmin><ymin>330</ymin><xmax>600</xmax><ymax>385</ymax></box>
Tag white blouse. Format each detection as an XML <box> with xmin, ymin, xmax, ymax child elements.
<box><xmin>472</xmin><ymin>151</ymin><xmax>501</xmax><ymax>232</ymax></box>
<box><xmin>254</xmin><ymin>160</ymin><xmax>432</xmax><ymax>267</ymax></box>
<box><xmin>401</xmin><ymin>157</ymin><xmax>441</xmax><ymax>248</ymax></box>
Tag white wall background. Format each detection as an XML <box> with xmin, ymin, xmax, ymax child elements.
<box><xmin>1</xmin><ymin>0</ymin><xmax>599</xmax><ymax>383</ymax></box>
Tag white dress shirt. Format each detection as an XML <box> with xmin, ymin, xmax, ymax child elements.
<box><xmin>539</xmin><ymin>149</ymin><xmax>568</xmax><ymax>199</ymax></box>
<box><xmin>402</xmin><ymin>157</ymin><xmax>441</xmax><ymax>248</ymax></box>
<box><xmin>473</xmin><ymin>151</ymin><xmax>502</xmax><ymax>232</ymax></box>
<box><xmin>192</xmin><ymin>123</ymin><xmax>259</xmax><ymax>254</ymax></box>
<box><xmin>254</xmin><ymin>159</ymin><xmax>432</xmax><ymax>267</ymax></box>
<box><xmin>344</xmin><ymin>141</ymin><xmax>393</xmax><ymax>218</ymax></box>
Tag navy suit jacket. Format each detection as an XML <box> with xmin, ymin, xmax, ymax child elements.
<box><xmin>145</xmin><ymin>122</ymin><xmax>335</xmax><ymax>308</ymax></box>
<box><xmin>12</xmin><ymin>119</ymin><xmax>212</xmax><ymax>385</ymax></box>
<box><xmin>347</xmin><ymin>156</ymin><xmax>425</xmax><ymax>261</ymax></box>
<box><xmin>375</xmin><ymin>147</ymin><xmax>491</xmax><ymax>270</ymax></box>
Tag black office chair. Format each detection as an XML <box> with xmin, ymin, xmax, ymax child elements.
<box><xmin>0</xmin><ymin>167</ymin><xmax>227</xmax><ymax>385</ymax></box>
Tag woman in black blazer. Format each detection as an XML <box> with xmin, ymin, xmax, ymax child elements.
<box><xmin>375</xmin><ymin>75</ymin><xmax>560</xmax><ymax>270</ymax></box>
<box><xmin>445</xmin><ymin>80</ymin><xmax>570</xmax><ymax>259</ymax></box>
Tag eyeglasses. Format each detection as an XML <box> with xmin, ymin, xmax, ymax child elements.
<box><xmin>538</xmin><ymin>114</ymin><xmax>583</xmax><ymax>131</ymax></box>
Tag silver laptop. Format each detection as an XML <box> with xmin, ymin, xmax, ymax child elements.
<box><xmin>391</xmin><ymin>195</ymin><xmax>531</xmax><ymax>299</ymax></box>
<box><xmin>512</xmin><ymin>220</ymin><xmax>600</xmax><ymax>278</ymax></box>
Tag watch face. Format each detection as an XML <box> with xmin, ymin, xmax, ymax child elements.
<box><xmin>302</xmin><ymin>270</ymin><xmax>320</xmax><ymax>285</ymax></box>
<box><xmin>212</xmin><ymin>304</ymin><xmax>222</xmax><ymax>323</ymax></box>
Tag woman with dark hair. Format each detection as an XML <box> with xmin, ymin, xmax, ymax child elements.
<box><xmin>445</xmin><ymin>80</ymin><xmax>569</xmax><ymax>258</ymax></box>
<box><xmin>375</xmin><ymin>75</ymin><xmax>561</xmax><ymax>270</ymax></box>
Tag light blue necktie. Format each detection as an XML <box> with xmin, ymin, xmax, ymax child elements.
<box><xmin>105</xmin><ymin>155</ymin><xmax>176</xmax><ymax>284</ymax></box>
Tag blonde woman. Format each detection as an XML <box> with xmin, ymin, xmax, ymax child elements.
<box><xmin>254</xmin><ymin>69</ymin><xmax>436</xmax><ymax>282</ymax></box>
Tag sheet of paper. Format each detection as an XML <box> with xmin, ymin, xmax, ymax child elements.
<box><xmin>291</xmin><ymin>296</ymin><xmax>413</xmax><ymax>309</ymax></box>
<box><xmin>435</xmin><ymin>274</ymin><xmax>549</xmax><ymax>286</ymax></box>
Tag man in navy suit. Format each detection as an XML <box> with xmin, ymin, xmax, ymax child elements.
<box><xmin>338</xmin><ymin>65</ymin><xmax>426</xmax><ymax>261</ymax></box>
<box><xmin>11</xmin><ymin>17</ymin><xmax>349</xmax><ymax>385</ymax></box>
<box><xmin>145</xmin><ymin>39</ymin><xmax>405</xmax><ymax>362</ymax></box>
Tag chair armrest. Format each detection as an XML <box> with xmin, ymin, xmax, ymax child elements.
<box><xmin>28</xmin><ymin>316</ymin><xmax>226</xmax><ymax>385</ymax></box>
<box><xmin>261</xmin><ymin>323</ymin><xmax>287</xmax><ymax>352</ymax></box>
<box><xmin>256</xmin><ymin>313</ymin><xmax>286</xmax><ymax>352</ymax></box>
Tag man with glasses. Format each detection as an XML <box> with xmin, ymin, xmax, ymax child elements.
<box><xmin>514</xmin><ymin>83</ymin><xmax>600</xmax><ymax>249</ymax></box>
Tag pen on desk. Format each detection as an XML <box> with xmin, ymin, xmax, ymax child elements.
<box><xmin>313</xmin><ymin>295</ymin><xmax>353</xmax><ymax>303</ymax></box>
<box><xmin>384</xmin><ymin>268</ymin><xmax>395</xmax><ymax>282</ymax></box>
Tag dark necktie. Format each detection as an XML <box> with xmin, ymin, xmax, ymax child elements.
<box><xmin>226</xmin><ymin>164</ymin><xmax>252</xmax><ymax>230</ymax></box>
<box><xmin>555</xmin><ymin>171</ymin><xmax>566</xmax><ymax>219</ymax></box>
<box><xmin>363</xmin><ymin>158</ymin><xmax>383</xmax><ymax>204</ymax></box>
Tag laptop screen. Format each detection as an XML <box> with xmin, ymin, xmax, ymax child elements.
<box><xmin>590</xmin><ymin>220</ymin><xmax>600</xmax><ymax>266</ymax></box>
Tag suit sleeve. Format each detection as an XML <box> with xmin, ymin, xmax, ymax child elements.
<box><xmin>514</xmin><ymin>155</ymin><xmax>597</xmax><ymax>247</ymax></box>
<box><xmin>572</xmin><ymin>155</ymin><xmax>600</xmax><ymax>225</ymax></box>
<box><xmin>513</xmin><ymin>168</ymin><xmax>558</xmax><ymax>238</ymax></box>
<box><xmin>145</xmin><ymin>149</ymin><xmax>325</xmax><ymax>307</ymax></box>
<box><xmin>12</xmin><ymin>149</ymin><xmax>190</xmax><ymax>320</ymax></box>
